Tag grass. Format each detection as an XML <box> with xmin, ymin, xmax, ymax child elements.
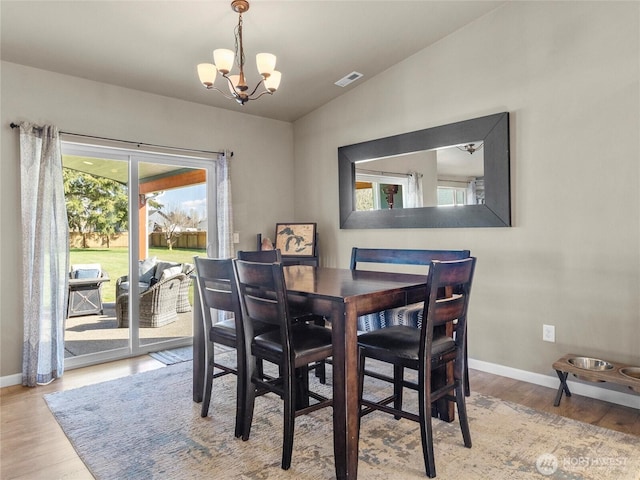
<box><xmin>70</xmin><ymin>247</ymin><xmax>205</xmax><ymax>303</ymax></box>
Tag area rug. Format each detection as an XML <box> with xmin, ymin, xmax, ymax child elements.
<box><xmin>148</xmin><ymin>346</ymin><xmax>194</xmax><ymax>365</ymax></box>
<box><xmin>45</xmin><ymin>358</ymin><xmax>640</xmax><ymax>480</ymax></box>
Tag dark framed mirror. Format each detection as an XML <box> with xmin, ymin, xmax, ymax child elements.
<box><xmin>338</xmin><ymin>112</ymin><xmax>511</xmax><ymax>228</ymax></box>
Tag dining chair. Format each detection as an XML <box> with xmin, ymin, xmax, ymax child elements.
<box><xmin>357</xmin><ymin>257</ymin><xmax>476</xmax><ymax>478</ymax></box>
<box><xmin>351</xmin><ymin>247</ymin><xmax>472</xmax><ymax>396</ymax></box>
<box><xmin>233</xmin><ymin>258</ymin><xmax>333</xmax><ymax>470</ymax></box>
<box><xmin>237</xmin><ymin>249</ymin><xmax>328</xmax><ymax>384</ymax></box>
<box><xmin>193</xmin><ymin>256</ymin><xmax>277</xmax><ymax>438</ymax></box>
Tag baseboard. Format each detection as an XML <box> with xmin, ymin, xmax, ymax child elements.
<box><xmin>0</xmin><ymin>373</ymin><xmax>23</xmax><ymax>388</ymax></box>
<box><xmin>468</xmin><ymin>358</ymin><xmax>640</xmax><ymax>410</ymax></box>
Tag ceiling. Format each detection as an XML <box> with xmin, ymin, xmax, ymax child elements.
<box><xmin>1</xmin><ymin>1</ymin><xmax>504</xmax><ymax>123</ymax></box>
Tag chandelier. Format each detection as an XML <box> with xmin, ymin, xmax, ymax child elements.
<box><xmin>197</xmin><ymin>0</ymin><xmax>281</xmax><ymax>105</ymax></box>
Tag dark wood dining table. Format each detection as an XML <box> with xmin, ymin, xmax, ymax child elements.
<box><xmin>192</xmin><ymin>265</ymin><xmax>430</xmax><ymax>480</ymax></box>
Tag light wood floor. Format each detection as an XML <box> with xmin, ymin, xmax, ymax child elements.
<box><xmin>1</xmin><ymin>359</ymin><xmax>638</xmax><ymax>480</ymax></box>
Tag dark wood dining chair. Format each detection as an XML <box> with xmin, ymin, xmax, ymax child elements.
<box><xmin>233</xmin><ymin>258</ymin><xmax>333</xmax><ymax>470</ymax></box>
<box><xmin>237</xmin><ymin>249</ymin><xmax>282</xmax><ymax>263</ymax></box>
<box><xmin>237</xmin><ymin>249</ymin><xmax>328</xmax><ymax>384</ymax></box>
<box><xmin>193</xmin><ymin>256</ymin><xmax>277</xmax><ymax>438</ymax></box>
<box><xmin>357</xmin><ymin>257</ymin><xmax>477</xmax><ymax>478</ymax></box>
<box><xmin>350</xmin><ymin>247</ymin><xmax>472</xmax><ymax>396</ymax></box>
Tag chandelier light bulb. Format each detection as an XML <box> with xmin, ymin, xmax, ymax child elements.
<box><xmin>213</xmin><ymin>49</ymin><xmax>234</xmax><ymax>75</ymax></box>
<box><xmin>256</xmin><ymin>53</ymin><xmax>276</xmax><ymax>77</ymax></box>
<box><xmin>197</xmin><ymin>63</ymin><xmax>217</xmax><ymax>88</ymax></box>
<box><xmin>264</xmin><ymin>70</ymin><xmax>281</xmax><ymax>92</ymax></box>
<box><xmin>227</xmin><ymin>74</ymin><xmax>240</xmax><ymax>94</ymax></box>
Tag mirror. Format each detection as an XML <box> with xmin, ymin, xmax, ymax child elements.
<box><xmin>338</xmin><ymin>112</ymin><xmax>510</xmax><ymax>228</ymax></box>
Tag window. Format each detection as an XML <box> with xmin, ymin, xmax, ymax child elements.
<box><xmin>437</xmin><ymin>186</ymin><xmax>467</xmax><ymax>206</ymax></box>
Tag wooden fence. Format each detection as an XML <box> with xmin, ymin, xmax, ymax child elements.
<box><xmin>149</xmin><ymin>231</ymin><xmax>207</xmax><ymax>249</ymax></box>
<box><xmin>70</xmin><ymin>231</ymin><xmax>207</xmax><ymax>249</ymax></box>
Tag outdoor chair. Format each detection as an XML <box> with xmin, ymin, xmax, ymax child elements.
<box><xmin>116</xmin><ymin>273</ymin><xmax>185</xmax><ymax>328</ymax></box>
<box><xmin>116</xmin><ymin>258</ymin><xmax>195</xmax><ymax>314</ymax></box>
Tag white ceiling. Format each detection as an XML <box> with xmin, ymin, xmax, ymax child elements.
<box><xmin>1</xmin><ymin>1</ymin><xmax>504</xmax><ymax>123</ymax></box>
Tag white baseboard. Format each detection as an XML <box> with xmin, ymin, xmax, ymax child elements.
<box><xmin>1</xmin><ymin>373</ymin><xmax>23</xmax><ymax>388</ymax></box>
<box><xmin>468</xmin><ymin>358</ymin><xmax>640</xmax><ymax>410</ymax></box>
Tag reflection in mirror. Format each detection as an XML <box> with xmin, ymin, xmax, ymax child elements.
<box><xmin>338</xmin><ymin>112</ymin><xmax>510</xmax><ymax>229</ymax></box>
<box><xmin>354</xmin><ymin>142</ymin><xmax>484</xmax><ymax>210</ymax></box>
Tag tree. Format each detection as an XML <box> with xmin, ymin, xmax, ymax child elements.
<box><xmin>64</xmin><ymin>169</ymin><xmax>128</xmax><ymax>247</ymax></box>
<box><xmin>153</xmin><ymin>205</ymin><xmax>204</xmax><ymax>250</ymax></box>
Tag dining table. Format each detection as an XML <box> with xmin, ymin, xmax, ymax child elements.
<box><xmin>193</xmin><ymin>265</ymin><xmax>445</xmax><ymax>480</ymax></box>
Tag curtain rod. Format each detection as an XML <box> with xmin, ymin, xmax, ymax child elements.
<box><xmin>9</xmin><ymin>122</ymin><xmax>231</xmax><ymax>157</ymax></box>
<box><xmin>356</xmin><ymin>168</ymin><xmax>422</xmax><ymax>178</ymax></box>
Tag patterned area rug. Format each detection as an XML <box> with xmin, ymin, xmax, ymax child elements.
<box><xmin>45</xmin><ymin>357</ymin><xmax>640</xmax><ymax>480</ymax></box>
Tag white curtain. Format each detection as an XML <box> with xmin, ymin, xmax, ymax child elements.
<box><xmin>216</xmin><ymin>151</ymin><xmax>234</xmax><ymax>258</ymax></box>
<box><xmin>466</xmin><ymin>180</ymin><xmax>477</xmax><ymax>205</ymax></box>
<box><xmin>19</xmin><ymin>123</ymin><xmax>69</xmax><ymax>386</ymax></box>
<box><xmin>215</xmin><ymin>151</ymin><xmax>234</xmax><ymax>324</ymax></box>
<box><xmin>406</xmin><ymin>171</ymin><xmax>424</xmax><ymax>208</ymax></box>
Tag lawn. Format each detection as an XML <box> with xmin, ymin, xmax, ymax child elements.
<box><xmin>70</xmin><ymin>247</ymin><xmax>206</xmax><ymax>303</ymax></box>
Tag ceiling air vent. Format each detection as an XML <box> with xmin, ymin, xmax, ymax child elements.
<box><xmin>334</xmin><ymin>71</ymin><xmax>363</xmax><ymax>87</ymax></box>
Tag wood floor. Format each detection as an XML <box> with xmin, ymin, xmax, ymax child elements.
<box><xmin>1</xmin><ymin>358</ymin><xmax>638</xmax><ymax>480</ymax></box>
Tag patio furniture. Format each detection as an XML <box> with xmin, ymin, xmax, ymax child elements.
<box><xmin>115</xmin><ymin>258</ymin><xmax>195</xmax><ymax>313</ymax></box>
<box><xmin>67</xmin><ymin>264</ymin><xmax>110</xmax><ymax>318</ymax></box>
<box><xmin>116</xmin><ymin>273</ymin><xmax>186</xmax><ymax>328</ymax></box>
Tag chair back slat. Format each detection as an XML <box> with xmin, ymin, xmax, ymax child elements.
<box><xmin>237</xmin><ymin>249</ymin><xmax>282</xmax><ymax>263</ymax></box>
<box><xmin>234</xmin><ymin>260</ymin><xmax>293</xmax><ymax>331</ymax></box>
<box><xmin>433</xmin><ymin>294</ymin><xmax>466</xmax><ymax>326</ymax></box>
<box><xmin>194</xmin><ymin>256</ymin><xmax>242</xmax><ymax>331</ymax></box>
<box><xmin>350</xmin><ymin>247</ymin><xmax>470</xmax><ymax>271</ymax></box>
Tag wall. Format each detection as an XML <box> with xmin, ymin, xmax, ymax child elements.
<box><xmin>293</xmin><ymin>1</ymin><xmax>640</xmax><ymax>381</ymax></box>
<box><xmin>0</xmin><ymin>62</ymin><xmax>294</xmax><ymax>378</ymax></box>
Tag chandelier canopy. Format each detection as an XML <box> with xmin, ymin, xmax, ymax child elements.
<box><xmin>197</xmin><ymin>0</ymin><xmax>281</xmax><ymax>105</ymax></box>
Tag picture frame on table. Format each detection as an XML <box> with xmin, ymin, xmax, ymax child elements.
<box><xmin>274</xmin><ymin>223</ymin><xmax>317</xmax><ymax>257</ymax></box>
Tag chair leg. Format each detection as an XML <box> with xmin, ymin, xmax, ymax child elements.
<box><xmin>418</xmin><ymin>376</ymin><xmax>437</xmax><ymax>478</ymax></box>
<box><xmin>358</xmin><ymin>350</ymin><xmax>366</xmax><ymax>427</ymax></box>
<box><xmin>241</xmin><ymin>359</ymin><xmax>257</xmax><ymax>442</ymax></box>
<box><xmin>464</xmin><ymin>340</ymin><xmax>471</xmax><ymax>396</ymax></box>
<box><xmin>235</xmin><ymin>349</ymin><xmax>247</xmax><ymax>439</ymax></box>
<box><xmin>200</xmin><ymin>346</ymin><xmax>214</xmax><ymax>418</ymax></box>
<box><xmin>393</xmin><ymin>365</ymin><xmax>404</xmax><ymax>419</ymax></box>
<box><xmin>456</xmin><ymin>382</ymin><xmax>472</xmax><ymax>448</ymax></box>
<box><xmin>282</xmin><ymin>368</ymin><xmax>296</xmax><ymax>470</ymax></box>
<box><xmin>313</xmin><ymin>317</ymin><xmax>327</xmax><ymax>384</ymax></box>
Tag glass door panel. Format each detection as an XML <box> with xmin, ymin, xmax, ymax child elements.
<box><xmin>136</xmin><ymin>158</ymin><xmax>210</xmax><ymax>349</ymax></box>
<box><xmin>62</xmin><ymin>144</ymin><xmax>132</xmax><ymax>366</ymax></box>
<box><xmin>62</xmin><ymin>140</ymin><xmax>216</xmax><ymax>366</ymax></box>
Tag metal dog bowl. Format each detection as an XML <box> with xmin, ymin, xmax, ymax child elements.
<box><xmin>619</xmin><ymin>367</ymin><xmax>640</xmax><ymax>393</ymax></box>
<box><xmin>567</xmin><ymin>356</ymin><xmax>614</xmax><ymax>382</ymax></box>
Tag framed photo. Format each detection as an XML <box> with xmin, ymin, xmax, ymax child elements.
<box><xmin>274</xmin><ymin>223</ymin><xmax>317</xmax><ymax>257</ymax></box>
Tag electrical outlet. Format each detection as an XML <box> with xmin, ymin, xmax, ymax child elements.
<box><xmin>233</xmin><ymin>232</ymin><xmax>240</xmax><ymax>244</ymax></box>
<box><xmin>543</xmin><ymin>324</ymin><xmax>555</xmax><ymax>343</ymax></box>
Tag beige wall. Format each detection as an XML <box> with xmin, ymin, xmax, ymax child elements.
<box><xmin>0</xmin><ymin>62</ymin><xmax>294</xmax><ymax>377</ymax></box>
<box><xmin>293</xmin><ymin>1</ymin><xmax>640</xmax><ymax>377</ymax></box>
<box><xmin>1</xmin><ymin>1</ymin><xmax>638</xmax><ymax>387</ymax></box>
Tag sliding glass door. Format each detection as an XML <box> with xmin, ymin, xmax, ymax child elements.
<box><xmin>61</xmin><ymin>140</ymin><xmax>216</xmax><ymax>368</ymax></box>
